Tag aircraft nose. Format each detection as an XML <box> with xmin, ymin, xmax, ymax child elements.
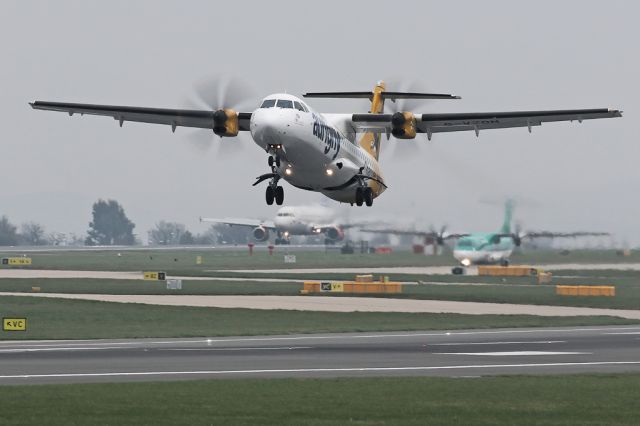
<box><xmin>251</xmin><ymin>109</ymin><xmax>293</xmax><ymax>147</ymax></box>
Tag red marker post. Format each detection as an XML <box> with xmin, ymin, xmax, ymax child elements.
<box><xmin>248</xmin><ymin>243</ymin><xmax>255</xmax><ymax>256</ymax></box>
<box><xmin>268</xmin><ymin>245</ymin><xmax>274</xmax><ymax>255</ymax></box>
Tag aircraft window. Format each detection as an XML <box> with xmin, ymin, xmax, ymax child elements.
<box><xmin>294</xmin><ymin>101</ymin><xmax>307</xmax><ymax>112</ymax></box>
<box><xmin>276</xmin><ymin>100</ymin><xmax>294</xmax><ymax>109</ymax></box>
<box><xmin>458</xmin><ymin>240</ymin><xmax>473</xmax><ymax>247</ymax></box>
<box><xmin>260</xmin><ymin>99</ymin><xmax>276</xmax><ymax>108</ymax></box>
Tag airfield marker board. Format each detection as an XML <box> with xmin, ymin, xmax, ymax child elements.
<box><xmin>3</xmin><ymin>318</ymin><xmax>27</xmax><ymax>331</ymax></box>
<box><xmin>143</xmin><ymin>272</ymin><xmax>166</xmax><ymax>281</ymax></box>
<box><xmin>1</xmin><ymin>257</ymin><xmax>32</xmax><ymax>266</ymax></box>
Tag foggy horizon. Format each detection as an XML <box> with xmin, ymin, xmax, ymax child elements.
<box><xmin>2</xmin><ymin>0</ymin><xmax>637</xmax><ymax>246</ymax></box>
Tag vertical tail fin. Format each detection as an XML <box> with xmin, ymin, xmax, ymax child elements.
<box><xmin>500</xmin><ymin>199</ymin><xmax>515</xmax><ymax>234</ymax></box>
<box><xmin>358</xmin><ymin>81</ymin><xmax>386</xmax><ymax>160</ymax></box>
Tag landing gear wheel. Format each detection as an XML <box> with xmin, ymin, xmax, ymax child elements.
<box><xmin>268</xmin><ymin>156</ymin><xmax>274</xmax><ymax>167</ymax></box>
<box><xmin>452</xmin><ymin>267</ymin><xmax>464</xmax><ymax>275</ymax></box>
<box><xmin>363</xmin><ymin>187</ymin><xmax>373</xmax><ymax>207</ymax></box>
<box><xmin>265</xmin><ymin>186</ymin><xmax>275</xmax><ymax>205</ymax></box>
<box><xmin>355</xmin><ymin>187</ymin><xmax>364</xmax><ymax>206</ymax></box>
<box><xmin>275</xmin><ymin>186</ymin><xmax>284</xmax><ymax>205</ymax></box>
<box><xmin>275</xmin><ymin>156</ymin><xmax>281</xmax><ymax>168</ymax></box>
<box><xmin>500</xmin><ymin>259</ymin><xmax>510</xmax><ymax>267</ymax></box>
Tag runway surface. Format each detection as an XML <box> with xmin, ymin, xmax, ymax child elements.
<box><xmin>1</xmin><ymin>325</ymin><xmax>640</xmax><ymax>384</ymax></box>
<box><xmin>4</xmin><ymin>292</ymin><xmax>640</xmax><ymax>319</ymax></box>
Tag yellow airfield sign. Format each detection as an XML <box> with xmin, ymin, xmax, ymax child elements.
<box><xmin>3</xmin><ymin>318</ymin><xmax>27</xmax><ymax>331</ymax></box>
<box><xmin>320</xmin><ymin>282</ymin><xmax>344</xmax><ymax>292</ymax></box>
<box><xmin>143</xmin><ymin>271</ymin><xmax>166</xmax><ymax>281</ymax></box>
<box><xmin>1</xmin><ymin>257</ymin><xmax>32</xmax><ymax>266</ymax></box>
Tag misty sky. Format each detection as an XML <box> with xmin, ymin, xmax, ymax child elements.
<box><xmin>1</xmin><ymin>0</ymin><xmax>638</xmax><ymax>245</ymax></box>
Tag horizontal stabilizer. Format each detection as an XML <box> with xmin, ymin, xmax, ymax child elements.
<box><xmin>303</xmin><ymin>91</ymin><xmax>460</xmax><ymax>100</ymax></box>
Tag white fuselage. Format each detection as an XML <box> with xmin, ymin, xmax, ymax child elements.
<box><xmin>273</xmin><ymin>205</ymin><xmax>336</xmax><ymax>235</ymax></box>
<box><xmin>453</xmin><ymin>249</ymin><xmax>514</xmax><ymax>266</ymax></box>
<box><xmin>250</xmin><ymin>94</ymin><xmax>385</xmax><ymax>204</ymax></box>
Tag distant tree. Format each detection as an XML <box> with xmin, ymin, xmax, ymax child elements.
<box><xmin>86</xmin><ymin>199</ymin><xmax>136</xmax><ymax>245</ymax></box>
<box><xmin>48</xmin><ymin>232</ymin><xmax>67</xmax><ymax>246</ymax></box>
<box><xmin>20</xmin><ymin>222</ymin><xmax>47</xmax><ymax>246</ymax></box>
<box><xmin>0</xmin><ymin>215</ymin><xmax>19</xmax><ymax>246</ymax></box>
<box><xmin>213</xmin><ymin>224</ymin><xmax>251</xmax><ymax>245</ymax></box>
<box><xmin>148</xmin><ymin>221</ymin><xmax>186</xmax><ymax>245</ymax></box>
<box><xmin>179</xmin><ymin>230</ymin><xmax>195</xmax><ymax>245</ymax></box>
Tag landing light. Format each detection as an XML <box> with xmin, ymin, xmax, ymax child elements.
<box><xmin>285</xmin><ymin>168</ymin><xmax>292</xmax><ymax>176</ymax></box>
<box><xmin>461</xmin><ymin>258</ymin><xmax>472</xmax><ymax>267</ymax></box>
<box><xmin>326</xmin><ymin>169</ymin><xmax>334</xmax><ymax>176</ymax></box>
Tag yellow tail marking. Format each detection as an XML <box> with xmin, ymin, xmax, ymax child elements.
<box><xmin>357</xmin><ymin>81</ymin><xmax>386</xmax><ymax>196</ymax></box>
<box><xmin>358</xmin><ymin>81</ymin><xmax>385</xmax><ymax>160</ymax></box>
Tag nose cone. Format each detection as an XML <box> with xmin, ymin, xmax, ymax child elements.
<box><xmin>251</xmin><ymin>108</ymin><xmax>294</xmax><ymax>147</ymax></box>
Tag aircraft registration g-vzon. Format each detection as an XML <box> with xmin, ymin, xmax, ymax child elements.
<box><xmin>362</xmin><ymin>200</ymin><xmax>609</xmax><ymax>273</ymax></box>
<box><xmin>201</xmin><ymin>204</ymin><xmax>350</xmax><ymax>245</ymax></box>
<box><xmin>30</xmin><ymin>81</ymin><xmax>622</xmax><ymax>206</ymax></box>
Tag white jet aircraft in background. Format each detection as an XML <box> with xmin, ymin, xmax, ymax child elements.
<box><xmin>31</xmin><ymin>81</ymin><xmax>621</xmax><ymax>206</ymax></box>
<box><xmin>201</xmin><ymin>204</ymin><xmax>349</xmax><ymax>245</ymax></box>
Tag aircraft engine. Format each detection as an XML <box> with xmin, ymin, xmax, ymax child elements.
<box><xmin>391</xmin><ymin>112</ymin><xmax>417</xmax><ymax>139</ymax></box>
<box><xmin>252</xmin><ymin>226</ymin><xmax>270</xmax><ymax>241</ymax></box>
<box><xmin>213</xmin><ymin>108</ymin><xmax>239</xmax><ymax>137</ymax></box>
<box><xmin>324</xmin><ymin>226</ymin><xmax>344</xmax><ymax>242</ymax></box>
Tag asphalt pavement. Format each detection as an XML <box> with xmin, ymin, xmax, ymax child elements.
<box><xmin>1</xmin><ymin>325</ymin><xmax>640</xmax><ymax>385</ymax></box>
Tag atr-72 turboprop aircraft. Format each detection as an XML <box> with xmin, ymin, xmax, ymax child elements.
<box><xmin>362</xmin><ymin>200</ymin><xmax>609</xmax><ymax>273</ymax></box>
<box><xmin>201</xmin><ymin>204</ymin><xmax>348</xmax><ymax>245</ymax></box>
<box><xmin>30</xmin><ymin>81</ymin><xmax>621</xmax><ymax>206</ymax></box>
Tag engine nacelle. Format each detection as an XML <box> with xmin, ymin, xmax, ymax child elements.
<box><xmin>324</xmin><ymin>226</ymin><xmax>344</xmax><ymax>242</ymax></box>
<box><xmin>252</xmin><ymin>226</ymin><xmax>270</xmax><ymax>241</ymax></box>
<box><xmin>391</xmin><ymin>112</ymin><xmax>417</xmax><ymax>139</ymax></box>
<box><xmin>213</xmin><ymin>108</ymin><xmax>239</xmax><ymax>137</ymax></box>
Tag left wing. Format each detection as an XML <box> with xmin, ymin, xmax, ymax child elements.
<box><xmin>30</xmin><ymin>101</ymin><xmax>252</xmax><ymax>132</ymax></box>
<box><xmin>351</xmin><ymin>108</ymin><xmax>622</xmax><ymax>139</ymax></box>
<box><xmin>200</xmin><ymin>217</ymin><xmax>275</xmax><ymax>230</ymax></box>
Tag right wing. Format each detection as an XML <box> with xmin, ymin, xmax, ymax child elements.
<box><xmin>200</xmin><ymin>217</ymin><xmax>275</xmax><ymax>230</ymax></box>
<box><xmin>30</xmin><ymin>101</ymin><xmax>252</xmax><ymax>132</ymax></box>
<box><xmin>351</xmin><ymin>108</ymin><xmax>622</xmax><ymax>138</ymax></box>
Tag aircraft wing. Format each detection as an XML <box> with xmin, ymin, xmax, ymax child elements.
<box><xmin>360</xmin><ymin>228</ymin><xmax>468</xmax><ymax>240</ymax></box>
<box><xmin>524</xmin><ymin>231</ymin><xmax>610</xmax><ymax>239</ymax></box>
<box><xmin>200</xmin><ymin>217</ymin><xmax>275</xmax><ymax>230</ymax></box>
<box><xmin>30</xmin><ymin>101</ymin><xmax>252</xmax><ymax>131</ymax></box>
<box><xmin>350</xmin><ymin>108</ymin><xmax>622</xmax><ymax>138</ymax></box>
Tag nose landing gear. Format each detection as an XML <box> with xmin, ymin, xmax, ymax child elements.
<box><xmin>264</xmin><ymin>177</ymin><xmax>284</xmax><ymax>205</ymax></box>
<box><xmin>254</xmin><ymin>152</ymin><xmax>285</xmax><ymax>206</ymax></box>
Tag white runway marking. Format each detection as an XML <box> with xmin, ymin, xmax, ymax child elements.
<box><xmin>440</xmin><ymin>351</ymin><xmax>591</xmax><ymax>356</ymax></box>
<box><xmin>1</xmin><ymin>361</ymin><xmax>639</xmax><ymax>380</ymax></box>
<box><xmin>162</xmin><ymin>346</ymin><xmax>312</xmax><ymax>352</ymax></box>
<box><xmin>429</xmin><ymin>341</ymin><xmax>565</xmax><ymax>346</ymax></box>
<box><xmin>1</xmin><ymin>327</ymin><xmax>639</xmax><ymax>348</ymax></box>
<box><xmin>0</xmin><ymin>346</ymin><xmax>129</xmax><ymax>353</ymax></box>
<box><xmin>606</xmin><ymin>332</ymin><xmax>640</xmax><ymax>335</ymax></box>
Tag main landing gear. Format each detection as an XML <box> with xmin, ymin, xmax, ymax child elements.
<box><xmin>355</xmin><ymin>187</ymin><xmax>373</xmax><ymax>207</ymax></box>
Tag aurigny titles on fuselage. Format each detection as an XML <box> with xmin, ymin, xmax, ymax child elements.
<box><xmin>312</xmin><ymin>113</ymin><xmax>341</xmax><ymax>160</ymax></box>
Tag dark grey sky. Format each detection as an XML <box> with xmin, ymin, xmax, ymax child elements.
<box><xmin>2</xmin><ymin>0</ymin><xmax>638</xmax><ymax>244</ymax></box>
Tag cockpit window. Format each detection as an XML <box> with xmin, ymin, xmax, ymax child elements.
<box><xmin>293</xmin><ymin>101</ymin><xmax>307</xmax><ymax>112</ymax></box>
<box><xmin>260</xmin><ymin>99</ymin><xmax>276</xmax><ymax>108</ymax></box>
<box><xmin>276</xmin><ymin>99</ymin><xmax>294</xmax><ymax>109</ymax></box>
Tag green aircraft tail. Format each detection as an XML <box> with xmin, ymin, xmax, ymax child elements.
<box><xmin>500</xmin><ymin>199</ymin><xmax>515</xmax><ymax>234</ymax></box>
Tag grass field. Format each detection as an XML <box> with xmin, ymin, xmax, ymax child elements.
<box><xmin>2</xmin><ymin>270</ymin><xmax>640</xmax><ymax>309</ymax></box>
<box><xmin>1</xmin><ymin>374</ymin><xmax>639</xmax><ymax>425</ymax></box>
<box><xmin>0</xmin><ymin>248</ymin><xmax>637</xmax><ymax>275</ymax></box>
<box><xmin>0</xmin><ymin>296</ymin><xmax>635</xmax><ymax>340</ymax></box>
